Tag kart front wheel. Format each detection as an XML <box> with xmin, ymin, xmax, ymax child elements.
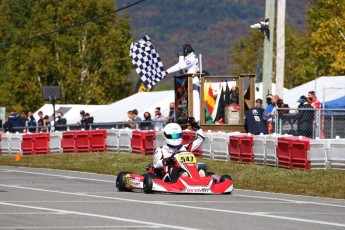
<box><xmin>143</xmin><ymin>174</ymin><xmax>155</xmax><ymax>194</ymax></box>
<box><xmin>116</xmin><ymin>171</ymin><xmax>132</xmax><ymax>192</ymax></box>
<box><xmin>220</xmin><ymin>175</ymin><xmax>232</xmax><ymax>182</ymax></box>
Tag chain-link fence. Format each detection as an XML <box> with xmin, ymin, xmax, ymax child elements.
<box><xmin>275</xmin><ymin>108</ymin><xmax>345</xmax><ymax>139</ymax></box>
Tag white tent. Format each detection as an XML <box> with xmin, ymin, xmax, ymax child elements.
<box><xmin>254</xmin><ymin>82</ymin><xmax>290</xmax><ymax>101</ymax></box>
<box><xmin>35</xmin><ymin>91</ymin><xmax>174</xmax><ymax>124</ymax></box>
<box><xmin>282</xmin><ymin>76</ymin><xmax>345</xmax><ymax>108</ymax></box>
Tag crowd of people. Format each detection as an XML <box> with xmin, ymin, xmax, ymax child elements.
<box><xmin>122</xmin><ymin>102</ymin><xmax>176</xmax><ymax>131</ymax></box>
<box><xmin>245</xmin><ymin>90</ymin><xmax>320</xmax><ymax>138</ymax></box>
<box><xmin>2</xmin><ymin>109</ymin><xmax>94</xmax><ymax>133</ymax></box>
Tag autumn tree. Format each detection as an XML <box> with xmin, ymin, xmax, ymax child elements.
<box><xmin>0</xmin><ymin>0</ymin><xmax>133</xmax><ymax>112</ymax></box>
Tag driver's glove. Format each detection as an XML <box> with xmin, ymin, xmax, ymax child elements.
<box><xmin>187</xmin><ymin>117</ymin><xmax>200</xmax><ymax>131</ymax></box>
<box><xmin>162</xmin><ymin>156</ymin><xmax>176</xmax><ymax>166</ymax></box>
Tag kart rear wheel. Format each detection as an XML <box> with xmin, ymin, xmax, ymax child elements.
<box><xmin>206</xmin><ymin>172</ymin><xmax>215</xmax><ymax>176</ymax></box>
<box><xmin>220</xmin><ymin>175</ymin><xmax>232</xmax><ymax>182</ymax></box>
<box><xmin>116</xmin><ymin>171</ymin><xmax>132</xmax><ymax>192</ymax></box>
<box><xmin>143</xmin><ymin>173</ymin><xmax>155</xmax><ymax>194</ymax></box>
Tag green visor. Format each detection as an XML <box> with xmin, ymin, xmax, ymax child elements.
<box><xmin>164</xmin><ymin>132</ymin><xmax>182</xmax><ymax>139</ymax></box>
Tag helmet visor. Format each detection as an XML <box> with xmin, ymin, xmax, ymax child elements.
<box><xmin>164</xmin><ymin>132</ymin><xmax>182</xmax><ymax>139</ymax></box>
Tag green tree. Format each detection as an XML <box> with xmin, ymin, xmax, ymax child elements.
<box><xmin>306</xmin><ymin>0</ymin><xmax>345</xmax><ymax>76</ymax></box>
<box><xmin>0</xmin><ymin>0</ymin><xmax>133</xmax><ymax>112</ymax></box>
<box><xmin>230</xmin><ymin>25</ymin><xmax>307</xmax><ymax>89</ymax></box>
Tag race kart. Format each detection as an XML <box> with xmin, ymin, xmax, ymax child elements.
<box><xmin>116</xmin><ymin>151</ymin><xmax>233</xmax><ymax>194</ymax></box>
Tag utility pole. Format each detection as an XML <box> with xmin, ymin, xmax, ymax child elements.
<box><xmin>276</xmin><ymin>0</ymin><xmax>286</xmax><ymax>98</ymax></box>
<box><xmin>262</xmin><ymin>0</ymin><xmax>275</xmax><ymax>106</ymax></box>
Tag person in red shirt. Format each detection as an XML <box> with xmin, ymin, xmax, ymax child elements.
<box><xmin>308</xmin><ymin>90</ymin><xmax>323</xmax><ymax>138</ymax></box>
<box><xmin>308</xmin><ymin>91</ymin><xmax>320</xmax><ymax>109</ymax></box>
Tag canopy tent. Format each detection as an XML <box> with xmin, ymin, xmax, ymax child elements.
<box><xmin>34</xmin><ymin>91</ymin><xmax>174</xmax><ymax>125</ymax></box>
<box><xmin>282</xmin><ymin>76</ymin><xmax>345</xmax><ymax>108</ymax></box>
<box><xmin>323</xmin><ymin>95</ymin><xmax>345</xmax><ymax>109</ymax></box>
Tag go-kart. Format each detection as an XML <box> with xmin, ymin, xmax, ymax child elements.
<box><xmin>116</xmin><ymin>151</ymin><xmax>233</xmax><ymax>194</ymax></box>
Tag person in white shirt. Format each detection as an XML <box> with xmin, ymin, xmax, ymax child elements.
<box><xmin>166</xmin><ymin>44</ymin><xmax>201</xmax><ymax>123</ymax></box>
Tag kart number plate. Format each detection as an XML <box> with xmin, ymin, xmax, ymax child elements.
<box><xmin>178</xmin><ymin>154</ymin><xmax>196</xmax><ymax>164</ymax></box>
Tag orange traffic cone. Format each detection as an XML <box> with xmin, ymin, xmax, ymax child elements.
<box><xmin>15</xmin><ymin>153</ymin><xmax>21</xmax><ymax>162</ymax></box>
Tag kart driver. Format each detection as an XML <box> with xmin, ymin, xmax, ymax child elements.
<box><xmin>166</xmin><ymin>44</ymin><xmax>201</xmax><ymax>123</ymax></box>
<box><xmin>153</xmin><ymin>117</ymin><xmax>205</xmax><ymax>182</ymax></box>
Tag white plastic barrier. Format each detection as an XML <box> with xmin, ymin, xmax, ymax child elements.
<box><xmin>154</xmin><ymin>131</ymin><xmax>165</xmax><ymax>149</ymax></box>
<box><xmin>201</xmin><ymin>131</ymin><xmax>215</xmax><ymax>160</ymax></box>
<box><xmin>211</xmin><ymin>132</ymin><xmax>240</xmax><ymax>162</ymax></box>
<box><xmin>264</xmin><ymin>134</ymin><xmax>283</xmax><ymax>167</ymax></box>
<box><xmin>252</xmin><ymin>134</ymin><xmax>267</xmax><ymax>165</ymax></box>
<box><xmin>1</xmin><ymin>133</ymin><xmax>11</xmax><ymax>155</ymax></box>
<box><xmin>10</xmin><ymin>133</ymin><xmax>23</xmax><ymax>155</ymax></box>
<box><xmin>328</xmin><ymin>138</ymin><xmax>345</xmax><ymax>170</ymax></box>
<box><xmin>106</xmin><ymin>129</ymin><xmax>120</xmax><ymax>152</ymax></box>
<box><xmin>119</xmin><ymin>128</ymin><xmax>132</xmax><ymax>153</ymax></box>
<box><xmin>307</xmin><ymin>139</ymin><xmax>330</xmax><ymax>170</ymax></box>
<box><xmin>49</xmin><ymin>132</ymin><xmax>63</xmax><ymax>154</ymax></box>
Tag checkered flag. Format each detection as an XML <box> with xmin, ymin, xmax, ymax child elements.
<box><xmin>130</xmin><ymin>35</ymin><xmax>166</xmax><ymax>89</ymax></box>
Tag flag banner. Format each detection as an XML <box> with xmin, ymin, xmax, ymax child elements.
<box><xmin>134</xmin><ymin>78</ymin><xmax>151</xmax><ymax>93</ymax></box>
<box><xmin>204</xmin><ymin>81</ymin><xmax>215</xmax><ymax>115</ymax></box>
<box><xmin>130</xmin><ymin>35</ymin><xmax>166</xmax><ymax>89</ymax></box>
<box><xmin>174</xmin><ymin>76</ymin><xmax>189</xmax><ymax>124</ymax></box>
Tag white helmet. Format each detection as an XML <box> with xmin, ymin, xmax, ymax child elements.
<box><xmin>163</xmin><ymin>123</ymin><xmax>183</xmax><ymax>147</ymax></box>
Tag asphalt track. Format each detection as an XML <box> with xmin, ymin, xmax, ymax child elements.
<box><xmin>0</xmin><ymin>166</ymin><xmax>345</xmax><ymax>230</ymax></box>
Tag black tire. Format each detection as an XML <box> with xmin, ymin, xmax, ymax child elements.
<box><xmin>143</xmin><ymin>173</ymin><xmax>155</xmax><ymax>194</ymax></box>
<box><xmin>116</xmin><ymin>171</ymin><xmax>132</xmax><ymax>192</ymax></box>
<box><xmin>206</xmin><ymin>172</ymin><xmax>215</xmax><ymax>176</ymax></box>
<box><xmin>220</xmin><ymin>175</ymin><xmax>232</xmax><ymax>182</ymax></box>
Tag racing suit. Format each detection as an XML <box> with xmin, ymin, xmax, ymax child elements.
<box><xmin>153</xmin><ymin>128</ymin><xmax>205</xmax><ymax>182</ymax></box>
<box><xmin>166</xmin><ymin>52</ymin><xmax>201</xmax><ymax>122</ymax></box>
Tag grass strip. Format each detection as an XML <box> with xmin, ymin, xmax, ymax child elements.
<box><xmin>1</xmin><ymin>152</ymin><xmax>344</xmax><ymax>199</ymax></box>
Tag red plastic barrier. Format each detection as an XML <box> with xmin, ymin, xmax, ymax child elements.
<box><xmin>290</xmin><ymin>137</ymin><xmax>312</xmax><ymax>169</ymax></box>
<box><xmin>239</xmin><ymin>134</ymin><xmax>254</xmax><ymax>163</ymax></box>
<box><xmin>182</xmin><ymin>130</ymin><xmax>201</xmax><ymax>157</ymax></box>
<box><xmin>22</xmin><ymin>134</ymin><xmax>35</xmax><ymax>155</ymax></box>
<box><xmin>34</xmin><ymin>133</ymin><xmax>50</xmax><ymax>154</ymax></box>
<box><xmin>61</xmin><ymin>131</ymin><xmax>77</xmax><ymax>153</ymax></box>
<box><xmin>277</xmin><ymin>136</ymin><xmax>312</xmax><ymax>169</ymax></box>
<box><xmin>131</xmin><ymin>130</ymin><xmax>155</xmax><ymax>155</ymax></box>
<box><xmin>89</xmin><ymin>130</ymin><xmax>107</xmax><ymax>152</ymax></box>
<box><xmin>276</xmin><ymin>137</ymin><xmax>292</xmax><ymax>168</ymax></box>
<box><xmin>229</xmin><ymin>135</ymin><xmax>241</xmax><ymax>162</ymax></box>
<box><xmin>75</xmin><ymin>131</ymin><xmax>91</xmax><ymax>152</ymax></box>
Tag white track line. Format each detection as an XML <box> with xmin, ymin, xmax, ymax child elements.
<box><xmin>0</xmin><ymin>183</ymin><xmax>345</xmax><ymax>228</ymax></box>
<box><xmin>0</xmin><ymin>226</ymin><xmax>156</xmax><ymax>229</ymax></box>
<box><xmin>0</xmin><ymin>201</ymin><xmax>198</xmax><ymax>230</ymax></box>
<box><xmin>3</xmin><ymin>168</ymin><xmax>345</xmax><ymax>208</ymax></box>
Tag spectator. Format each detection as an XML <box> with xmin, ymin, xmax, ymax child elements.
<box><xmin>152</xmin><ymin>107</ymin><xmax>165</xmax><ymax>130</ymax></box>
<box><xmin>296</xmin><ymin>95</ymin><xmax>313</xmax><ymax>138</ymax></box>
<box><xmin>81</xmin><ymin>113</ymin><xmax>94</xmax><ymax>130</ymax></box>
<box><xmin>277</xmin><ymin>99</ymin><xmax>289</xmax><ymax>118</ymax></box>
<box><xmin>55</xmin><ymin>111</ymin><xmax>67</xmax><ymax>131</ymax></box>
<box><xmin>132</xmin><ymin>109</ymin><xmax>142</xmax><ymax>129</ymax></box>
<box><xmin>123</xmin><ymin>110</ymin><xmax>134</xmax><ymax>129</ymax></box>
<box><xmin>166</xmin><ymin>102</ymin><xmax>175</xmax><ymax>123</ymax></box>
<box><xmin>7</xmin><ymin>109</ymin><xmax>26</xmax><ymax>133</ymax></box>
<box><xmin>244</xmin><ymin>106</ymin><xmax>268</xmax><ymax>135</ymax></box>
<box><xmin>42</xmin><ymin>115</ymin><xmax>51</xmax><ymax>132</ymax></box>
<box><xmin>141</xmin><ymin>111</ymin><xmax>153</xmax><ymax>130</ymax></box>
<box><xmin>37</xmin><ymin>111</ymin><xmax>44</xmax><ymax>132</ymax></box>
<box><xmin>27</xmin><ymin>110</ymin><xmax>37</xmax><ymax>133</ymax></box>
<box><xmin>308</xmin><ymin>91</ymin><xmax>321</xmax><ymax>109</ymax></box>
<box><xmin>263</xmin><ymin>94</ymin><xmax>276</xmax><ymax>134</ymax></box>
<box><xmin>255</xmin><ymin>99</ymin><xmax>265</xmax><ymax>116</ymax></box>
<box><xmin>76</xmin><ymin>110</ymin><xmax>86</xmax><ymax>126</ymax></box>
